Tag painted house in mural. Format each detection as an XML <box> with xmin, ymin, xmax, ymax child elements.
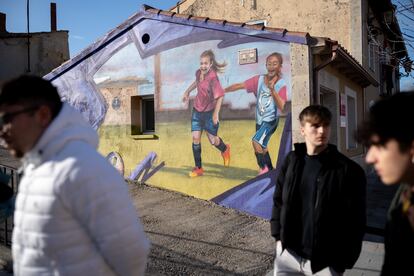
<box><xmin>45</xmin><ymin>5</ymin><xmax>376</xmax><ymax>219</ymax></box>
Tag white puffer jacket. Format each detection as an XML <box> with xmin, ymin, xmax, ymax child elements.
<box><xmin>12</xmin><ymin>103</ymin><xmax>150</xmax><ymax>276</ymax></box>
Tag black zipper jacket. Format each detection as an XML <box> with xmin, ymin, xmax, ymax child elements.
<box><xmin>381</xmin><ymin>184</ymin><xmax>414</xmax><ymax>276</ymax></box>
<box><xmin>270</xmin><ymin>143</ymin><xmax>366</xmax><ymax>273</ymax></box>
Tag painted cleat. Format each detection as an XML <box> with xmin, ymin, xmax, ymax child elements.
<box><xmin>189</xmin><ymin>167</ymin><xmax>204</xmax><ymax>177</ymax></box>
<box><xmin>258</xmin><ymin>165</ymin><xmax>269</xmax><ymax>175</ymax></box>
<box><xmin>221</xmin><ymin>144</ymin><xmax>231</xmax><ymax>167</ymax></box>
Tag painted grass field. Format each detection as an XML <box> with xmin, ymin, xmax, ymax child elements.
<box><xmin>98</xmin><ymin>118</ymin><xmax>286</xmax><ymax>200</ymax></box>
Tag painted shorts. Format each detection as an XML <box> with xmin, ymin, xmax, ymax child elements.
<box><xmin>191</xmin><ymin>108</ymin><xmax>219</xmax><ymax>136</ymax></box>
<box><xmin>253</xmin><ymin>118</ymin><xmax>279</xmax><ymax>148</ymax></box>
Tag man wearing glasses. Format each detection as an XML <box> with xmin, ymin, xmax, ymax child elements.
<box><xmin>0</xmin><ymin>75</ymin><xmax>150</xmax><ymax>276</ymax></box>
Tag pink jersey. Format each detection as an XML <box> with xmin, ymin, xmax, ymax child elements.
<box><xmin>193</xmin><ymin>69</ymin><xmax>224</xmax><ymax>112</ymax></box>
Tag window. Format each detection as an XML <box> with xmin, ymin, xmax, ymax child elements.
<box><xmin>368</xmin><ymin>42</ymin><xmax>378</xmax><ymax>72</ymax></box>
<box><xmin>251</xmin><ymin>0</ymin><xmax>257</xmax><ymax>9</ymax></box>
<box><xmin>245</xmin><ymin>19</ymin><xmax>267</xmax><ymax>27</ymax></box>
<box><xmin>241</xmin><ymin>0</ymin><xmax>258</xmax><ymax>9</ymax></box>
<box><xmin>345</xmin><ymin>88</ymin><xmax>357</xmax><ymax>150</ymax></box>
<box><xmin>131</xmin><ymin>95</ymin><xmax>155</xmax><ymax>134</ymax></box>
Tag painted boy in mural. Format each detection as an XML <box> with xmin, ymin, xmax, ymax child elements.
<box><xmin>182</xmin><ymin>49</ymin><xmax>231</xmax><ymax>177</ymax></box>
<box><xmin>225</xmin><ymin>52</ymin><xmax>287</xmax><ymax>174</ymax></box>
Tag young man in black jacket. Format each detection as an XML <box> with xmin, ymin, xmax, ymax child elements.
<box><xmin>270</xmin><ymin>105</ymin><xmax>366</xmax><ymax>275</ymax></box>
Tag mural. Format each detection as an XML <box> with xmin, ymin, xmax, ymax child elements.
<box><xmin>45</xmin><ymin>9</ymin><xmax>295</xmax><ymax>219</ymax></box>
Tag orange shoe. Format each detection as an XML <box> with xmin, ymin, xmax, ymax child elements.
<box><xmin>221</xmin><ymin>144</ymin><xmax>231</xmax><ymax>167</ymax></box>
<box><xmin>189</xmin><ymin>167</ymin><xmax>204</xmax><ymax>177</ymax></box>
<box><xmin>258</xmin><ymin>165</ymin><xmax>269</xmax><ymax>175</ymax></box>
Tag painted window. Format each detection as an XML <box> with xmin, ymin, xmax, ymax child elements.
<box><xmin>131</xmin><ymin>95</ymin><xmax>155</xmax><ymax>134</ymax></box>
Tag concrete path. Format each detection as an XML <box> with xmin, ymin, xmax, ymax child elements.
<box><xmin>265</xmin><ymin>241</ymin><xmax>384</xmax><ymax>276</ymax></box>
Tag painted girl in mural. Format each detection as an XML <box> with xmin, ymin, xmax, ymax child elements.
<box><xmin>182</xmin><ymin>50</ymin><xmax>231</xmax><ymax>177</ymax></box>
<box><xmin>225</xmin><ymin>52</ymin><xmax>287</xmax><ymax>175</ymax></box>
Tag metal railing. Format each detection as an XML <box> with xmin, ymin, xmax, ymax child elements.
<box><xmin>0</xmin><ymin>165</ymin><xmax>19</xmax><ymax>247</ymax></box>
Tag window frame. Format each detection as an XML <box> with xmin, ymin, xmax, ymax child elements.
<box><xmin>131</xmin><ymin>95</ymin><xmax>155</xmax><ymax>135</ymax></box>
<box><xmin>345</xmin><ymin>87</ymin><xmax>358</xmax><ymax>150</ymax></box>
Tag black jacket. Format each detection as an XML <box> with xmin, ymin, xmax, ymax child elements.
<box><xmin>270</xmin><ymin>143</ymin><xmax>366</xmax><ymax>273</ymax></box>
<box><xmin>381</xmin><ymin>184</ymin><xmax>414</xmax><ymax>276</ymax></box>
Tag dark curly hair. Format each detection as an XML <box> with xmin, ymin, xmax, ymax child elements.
<box><xmin>357</xmin><ymin>91</ymin><xmax>414</xmax><ymax>152</ymax></box>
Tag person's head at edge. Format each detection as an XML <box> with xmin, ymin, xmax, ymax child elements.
<box><xmin>299</xmin><ymin>105</ymin><xmax>332</xmax><ymax>155</ymax></box>
<box><xmin>0</xmin><ymin>75</ymin><xmax>62</xmax><ymax>158</ymax></box>
<box><xmin>358</xmin><ymin>91</ymin><xmax>414</xmax><ymax>186</ymax></box>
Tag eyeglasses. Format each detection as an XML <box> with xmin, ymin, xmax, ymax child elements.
<box><xmin>0</xmin><ymin>106</ymin><xmax>40</xmax><ymax>129</ymax></box>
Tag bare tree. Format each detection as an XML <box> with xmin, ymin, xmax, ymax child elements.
<box><xmin>393</xmin><ymin>0</ymin><xmax>414</xmax><ymax>87</ymax></box>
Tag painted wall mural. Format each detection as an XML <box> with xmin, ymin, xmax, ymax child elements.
<box><xmin>45</xmin><ymin>10</ymin><xmax>295</xmax><ymax>219</ymax></box>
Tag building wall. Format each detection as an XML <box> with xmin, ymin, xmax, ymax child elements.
<box><xmin>290</xmin><ymin>43</ymin><xmax>312</xmax><ymax>144</ymax></box>
<box><xmin>175</xmin><ymin>0</ymin><xmax>356</xmax><ymax>61</ymax></box>
<box><xmin>318</xmin><ymin>65</ymin><xmax>364</xmax><ymax>159</ymax></box>
<box><xmin>0</xmin><ymin>31</ymin><xmax>69</xmax><ymax>86</ymax></box>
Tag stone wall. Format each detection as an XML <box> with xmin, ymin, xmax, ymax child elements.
<box><xmin>0</xmin><ymin>31</ymin><xmax>69</xmax><ymax>85</ymax></box>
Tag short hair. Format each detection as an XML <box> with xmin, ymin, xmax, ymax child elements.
<box><xmin>357</xmin><ymin>91</ymin><xmax>414</xmax><ymax>151</ymax></box>
<box><xmin>299</xmin><ymin>105</ymin><xmax>332</xmax><ymax>126</ymax></box>
<box><xmin>0</xmin><ymin>75</ymin><xmax>62</xmax><ymax>119</ymax></box>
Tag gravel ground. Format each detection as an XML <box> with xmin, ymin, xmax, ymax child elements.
<box><xmin>0</xmin><ymin>182</ymin><xmax>275</xmax><ymax>276</ymax></box>
<box><xmin>130</xmin><ymin>183</ymin><xmax>275</xmax><ymax>275</ymax></box>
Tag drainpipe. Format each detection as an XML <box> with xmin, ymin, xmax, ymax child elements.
<box><xmin>312</xmin><ymin>42</ymin><xmax>338</xmax><ymax>103</ymax></box>
<box><xmin>177</xmin><ymin>1</ymin><xmax>180</xmax><ymax>13</ymax></box>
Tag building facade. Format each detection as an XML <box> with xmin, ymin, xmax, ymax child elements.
<box><xmin>0</xmin><ymin>5</ymin><xmax>69</xmax><ymax>86</ymax></box>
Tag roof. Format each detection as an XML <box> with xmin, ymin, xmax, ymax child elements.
<box><xmin>313</xmin><ymin>38</ymin><xmax>379</xmax><ymax>87</ymax></box>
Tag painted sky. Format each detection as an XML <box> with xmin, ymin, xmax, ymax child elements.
<box><xmin>92</xmin><ymin>21</ymin><xmax>291</xmax><ymax>110</ymax></box>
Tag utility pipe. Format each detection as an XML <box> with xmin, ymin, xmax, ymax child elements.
<box><xmin>312</xmin><ymin>43</ymin><xmax>338</xmax><ymax>103</ymax></box>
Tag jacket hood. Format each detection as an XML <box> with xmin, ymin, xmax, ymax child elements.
<box><xmin>22</xmin><ymin>103</ymin><xmax>98</xmax><ymax>168</ymax></box>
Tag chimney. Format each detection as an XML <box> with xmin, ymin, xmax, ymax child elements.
<box><xmin>0</xmin><ymin>12</ymin><xmax>6</xmax><ymax>33</ymax></box>
<box><xmin>50</xmin><ymin>3</ymin><xmax>57</xmax><ymax>31</ymax></box>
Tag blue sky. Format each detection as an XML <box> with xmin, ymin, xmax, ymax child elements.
<box><xmin>393</xmin><ymin>0</ymin><xmax>414</xmax><ymax>91</ymax></box>
<box><xmin>0</xmin><ymin>0</ymin><xmax>178</xmax><ymax>56</ymax></box>
<box><xmin>1</xmin><ymin>0</ymin><xmax>413</xmax><ymax>90</ymax></box>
